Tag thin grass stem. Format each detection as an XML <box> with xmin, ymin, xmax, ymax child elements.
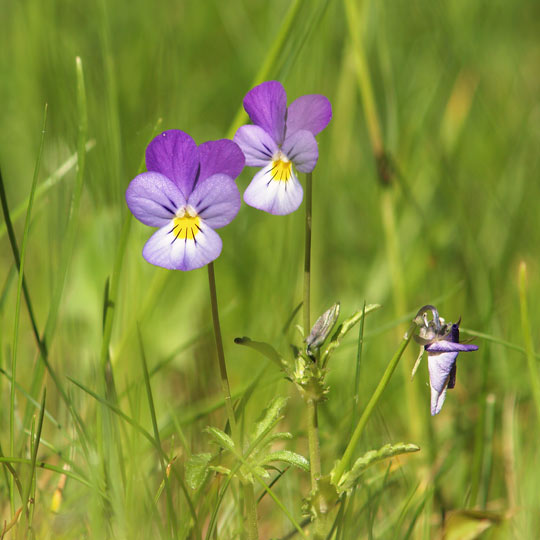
<box><xmin>226</xmin><ymin>0</ymin><xmax>305</xmax><ymax>138</ymax></box>
<box><xmin>18</xmin><ymin>390</ymin><xmax>46</xmax><ymax>539</ymax></box>
<box><xmin>518</xmin><ymin>262</ymin><xmax>540</xmax><ymax>421</ymax></box>
<box><xmin>137</xmin><ymin>327</ymin><xmax>178</xmax><ymax>538</ymax></box>
<box><xmin>9</xmin><ymin>104</ymin><xmax>47</xmax><ymax>514</ymax></box>
<box><xmin>332</xmin><ymin>322</ymin><xmax>417</xmax><ymax>486</ymax></box>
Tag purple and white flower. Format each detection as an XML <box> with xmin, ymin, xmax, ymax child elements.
<box><xmin>126</xmin><ymin>130</ymin><xmax>244</xmax><ymax>271</ymax></box>
<box><xmin>234</xmin><ymin>81</ymin><xmax>332</xmax><ymax>215</ymax></box>
<box><xmin>414</xmin><ymin>305</ymin><xmax>479</xmax><ymax>415</ymax></box>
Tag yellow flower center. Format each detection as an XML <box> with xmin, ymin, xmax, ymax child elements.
<box><xmin>270</xmin><ymin>154</ymin><xmax>293</xmax><ymax>182</ymax></box>
<box><xmin>172</xmin><ymin>206</ymin><xmax>201</xmax><ymax>241</ymax></box>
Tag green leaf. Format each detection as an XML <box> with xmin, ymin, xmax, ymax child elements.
<box><xmin>262</xmin><ymin>432</ymin><xmax>293</xmax><ymax>445</ymax></box>
<box><xmin>260</xmin><ymin>450</ymin><xmax>310</xmax><ymax>472</ymax></box>
<box><xmin>333</xmin><ymin>442</ymin><xmax>420</xmax><ymax>492</ymax></box>
<box><xmin>443</xmin><ymin>509</ymin><xmax>504</xmax><ymax>540</ymax></box>
<box><xmin>234</xmin><ymin>336</ymin><xmax>285</xmax><ymax>370</ymax></box>
<box><xmin>321</xmin><ymin>304</ymin><xmax>382</xmax><ymax>366</ymax></box>
<box><xmin>185</xmin><ymin>453</ymin><xmax>212</xmax><ymax>490</ymax></box>
<box><xmin>251</xmin><ymin>396</ymin><xmax>289</xmax><ymax>444</ymax></box>
<box><xmin>205</xmin><ymin>426</ymin><xmax>235</xmax><ymax>452</ymax></box>
<box><xmin>208</xmin><ymin>465</ymin><xmax>231</xmax><ymax>476</ymax></box>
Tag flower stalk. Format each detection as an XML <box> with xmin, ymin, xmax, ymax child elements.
<box><xmin>207</xmin><ymin>262</ymin><xmax>238</xmax><ymax>442</ymax></box>
<box><xmin>303</xmin><ymin>171</ymin><xmax>322</xmax><ymax>497</ymax></box>
<box><xmin>208</xmin><ymin>262</ymin><xmax>259</xmax><ymax>539</ymax></box>
<box><xmin>243</xmin><ymin>482</ymin><xmax>259</xmax><ymax>540</ymax></box>
<box><xmin>303</xmin><ymin>172</ymin><xmax>313</xmax><ymax>335</ymax></box>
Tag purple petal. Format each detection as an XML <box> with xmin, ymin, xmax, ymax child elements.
<box><xmin>188</xmin><ymin>174</ymin><xmax>241</xmax><ymax>229</ymax></box>
<box><xmin>282</xmin><ymin>130</ymin><xmax>318</xmax><ymax>173</ymax></box>
<box><xmin>426</xmin><ymin>341</ymin><xmax>479</xmax><ymax>353</ymax></box>
<box><xmin>243</xmin><ymin>81</ymin><xmax>287</xmax><ymax>144</ymax></box>
<box><xmin>126</xmin><ymin>172</ymin><xmax>186</xmax><ymax>227</ymax></box>
<box><xmin>428</xmin><ymin>352</ymin><xmax>458</xmax><ymax>393</ymax></box>
<box><xmin>145</xmin><ymin>130</ymin><xmax>200</xmax><ymax>199</ymax></box>
<box><xmin>428</xmin><ymin>352</ymin><xmax>458</xmax><ymax>415</ymax></box>
<box><xmin>198</xmin><ymin>139</ymin><xmax>245</xmax><ymax>182</ymax></box>
<box><xmin>142</xmin><ymin>219</ymin><xmax>222</xmax><ymax>271</ymax></box>
<box><xmin>234</xmin><ymin>125</ymin><xmax>278</xmax><ymax>167</ymax></box>
<box><xmin>243</xmin><ymin>161</ymin><xmax>303</xmax><ymax>215</ymax></box>
<box><xmin>286</xmin><ymin>94</ymin><xmax>332</xmax><ymax>137</ymax></box>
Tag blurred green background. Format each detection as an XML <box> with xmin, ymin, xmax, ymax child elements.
<box><xmin>1</xmin><ymin>0</ymin><xmax>540</xmax><ymax>537</ymax></box>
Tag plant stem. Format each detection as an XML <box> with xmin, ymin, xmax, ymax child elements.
<box><xmin>332</xmin><ymin>322</ymin><xmax>417</xmax><ymax>486</ymax></box>
<box><xmin>303</xmin><ymin>172</ymin><xmax>313</xmax><ymax>335</ymax></box>
<box><xmin>243</xmin><ymin>482</ymin><xmax>259</xmax><ymax>540</ymax></box>
<box><xmin>303</xmin><ymin>171</ymin><xmax>322</xmax><ymax>496</ymax></box>
<box><xmin>208</xmin><ymin>263</ymin><xmax>259</xmax><ymax>538</ymax></box>
<box><xmin>207</xmin><ymin>262</ymin><xmax>238</xmax><ymax>441</ymax></box>
<box><xmin>307</xmin><ymin>398</ymin><xmax>321</xmax><ymax>486</ymax></box>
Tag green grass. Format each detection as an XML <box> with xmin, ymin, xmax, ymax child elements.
<box><xmin>1</xmin><ymin>0</ymin><xmax>540</xmax><ymax>538</ymax></box>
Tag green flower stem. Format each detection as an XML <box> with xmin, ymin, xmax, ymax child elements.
<box><xmin>303</xmin><ymin>171</ymin><xmax>322</xmax><ymax>497</ymax></box>
<box><xmin>332</xmin><ymin>322</ymin><xmax>417</xmax><ymax>486</ymax></box>
<box><xmin>243</xmin><ymin>482</ymin><xmax>259</xmax><ymax>540</ymax></box>
<box><xmin>307</xmin><ymin>398</ymin><xmax>321</xmax><ymax>486</ymax></box>
<box><xmin>207</xmin><ymin>262</ymin><xmax>238</xmax><ymax>441</ymax></box>
<box><xmin>518</xmin><ymin>262</ymin><xmax>540</xmax><ymax>421</ymax></box>
<box><xmin>303</xmin><ymin>171</ymin><xmax>313</xmax><ymax>335</ymax></box>
<box><xmin>208</xmin><ymin>263</ymin><xmax>259</xmax><ymax>538</ymax></box>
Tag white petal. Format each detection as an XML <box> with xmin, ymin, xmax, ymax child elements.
<box><xmin>243</xmin><ymin>161</ymin><xmax>303</xmax><ymax>215</ymax></box>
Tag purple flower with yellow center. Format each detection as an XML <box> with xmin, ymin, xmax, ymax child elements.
<box><xmin>234</xmin><ymin>80</ymin><xmax>332</xmax><ymax>215</ymax></box>
<box><xmin>126</xmin><ymin>130</ymin><xmax>244</xmax><ymax>271</ymax></box>
<box><xmin>414</xmin><ymin>305</ymin><xmax>478</xmax><ymax>415</ymax></box>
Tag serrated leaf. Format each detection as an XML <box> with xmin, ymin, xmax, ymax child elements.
<box><xmin>260</xmin><ymin>450</ymin><xmax>310</xmax><ymax>472</ymax></box>
<box><xmin>185</xmin><ymin>453</ymin><xmax>212</xmax><ymax>490</ymax></box>
<box><xmin>334</xmin><ymin>442</ymin><xmax>420</xmax><ymax>492</ymax></box>
<box><xmin>234</xmin><ymin>336</ymin><xmax>285</xmax><ymax>370</ymax></box>
<box><xmin>251</xmin><ymin>396</ymin><xmax>289</xmax><ymax>444</ymax></box>
<box><xmin>205</xmin><ymin>426</ymin><xmax>235</xmax><ymax>452</ymax></box>
<box><xmin>321</xmin><ymin>304</ymin><xmax>382</xmax><ymax>366</ymax></box>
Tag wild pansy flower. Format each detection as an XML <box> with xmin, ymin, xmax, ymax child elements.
<box><xmin>234</xmin><ymin>80</ymin><xmax>332</xmax><ymax>215</ymax></box>
<box><xmin>126</xmin><ymin>130</ymin><xmax>244</xmax><ymax>271</ymax></box>
<box><xmin>414</xmin><ymin>305</ymin><xmax>478</xmax><ymax>415</ymax></box>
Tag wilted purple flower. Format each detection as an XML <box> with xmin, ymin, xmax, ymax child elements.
<box><xmin>126</xmin><ymin>130</ymin><xmax>244</xmax><ymax>271</ymax></box>
<box><xmin>414</xmin><ymin>305</ymin><xmax>478</xmax><ymax>415</ymax></box>
<box><xmin>234</xmin><ymin>81</ymin><xmax>332</xmax><ymax>215</ymax></box>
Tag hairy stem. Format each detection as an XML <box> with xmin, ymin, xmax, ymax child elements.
<box><xmin>243</xmin><ymin>482</ymin><xmax>260</xmax><ymax>540</ymax></box>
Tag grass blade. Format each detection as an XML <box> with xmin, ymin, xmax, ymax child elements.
<box><xmin>9</xmin><ymin>103</ymin><xmax>47</xmax><ymax>514</ymax></box>
<box><xmin>518</xmin><ymin>262</ymin><xmax>540</xmax><ymax>420</ymax></box>
<box><xmin>20</xmin><ymin>389</ymin><xmax>46</xmax><ymax>534</ymax></box>
<box><xmin>23</xmin><ymin>56</ymin><xmax>89</xmax><ymax>431</ymax></box>
<box><xmin>137</xmin><ymin>327</ymin><xmax>179</xmax><ymax>538</ymax></box>
<box><xmin>0</xmin><ymin>140</ymin><xmax>95</xmax><ymax>240</ymax></box>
